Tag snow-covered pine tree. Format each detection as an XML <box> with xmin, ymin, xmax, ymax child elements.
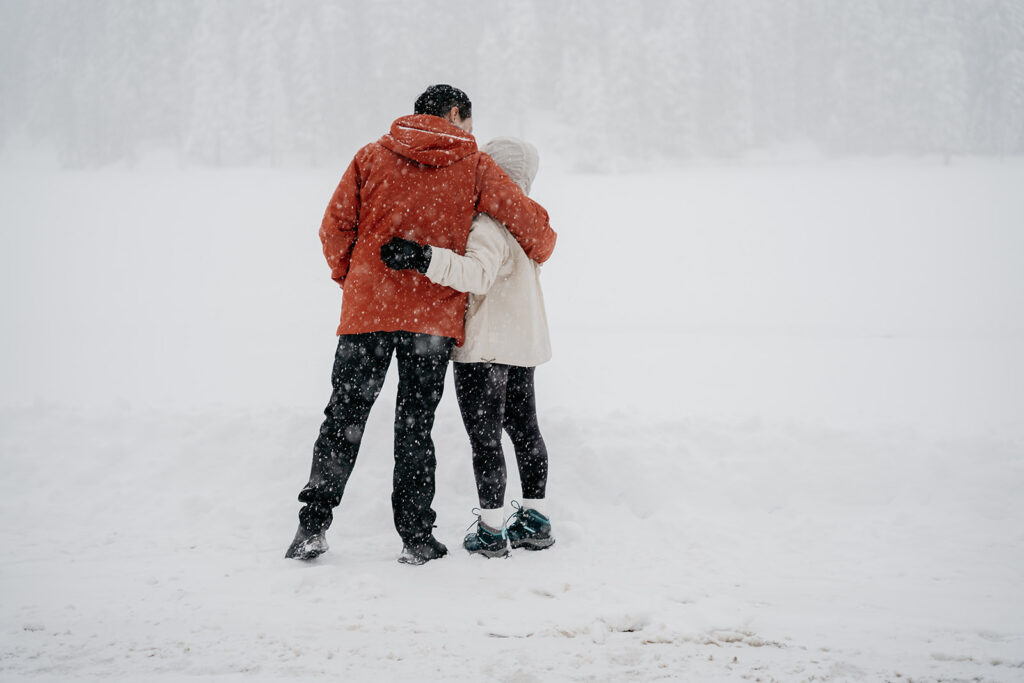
<box><xmin>238</xmin><ymin>0</ymin><xmax>291</xmax><ymax>166</ymax></box>
<box><xmin>184</xmin><ymin>2</ymin><xmax>231</xmax><ymax>165</ymax></box>
<box><xmin>966</xmin><ymin>0</ymin><xmax>1024</xmax><ymax>154</ymax></box>
<box><xmin>694</xmin><ymin>0</ymin><xmax>755</xmax><ymax>156</ymax></box>
<box><xmin>646</xmin><ymin>0</ymin><xmax>700</xmax><ymax>160</ymax></box>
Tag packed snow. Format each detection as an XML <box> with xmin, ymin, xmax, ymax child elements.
<box><xmin>1</xmin><ymin>157</ymin><xmax>1023</xmax><ymax>681</ymax></box>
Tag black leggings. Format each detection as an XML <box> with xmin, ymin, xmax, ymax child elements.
<box><xmin>453</xmin><ymin>363</ymin><xmax>548</xmax><ymax>509</ymax></box>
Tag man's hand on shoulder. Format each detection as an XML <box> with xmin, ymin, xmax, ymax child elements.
<box><xmin>381</xmin><ymin>237</ymin><xmax>432</xmax><ymax>274</ymax></box>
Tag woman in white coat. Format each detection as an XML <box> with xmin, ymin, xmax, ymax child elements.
<box><xmin>381</xmin><ymin>137</ymin><xmax>554</xmax><ymax>558</ymax></box>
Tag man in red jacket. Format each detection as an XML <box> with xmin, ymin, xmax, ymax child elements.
<box><xmin>286</xmin><ymin>85</ymin><xmax>557</xmax><ymax>565</ymax></box>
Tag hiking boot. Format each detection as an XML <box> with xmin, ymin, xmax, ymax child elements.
<box><xmin>463</xmin><ymin>519</ymin><xmax>510</xmax><ymax>558</ymax></box>
<box><xmin>398</xmin><ymin>535</ymin><xmax>448</xmax><ymax>565</ymax></box>
<box><xmin>506</xmin><ymin>503</ymin><xmax>555</xmax><ymax>550</ymax></box>
<box><xmin>285</xmin><ymin>525</ymin><xmax>328</xmax><ymax>560</ymax></box>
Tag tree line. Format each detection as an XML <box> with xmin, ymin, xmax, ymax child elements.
<box><xmin>1</xmin><ymin>0</ymin><xmax>1022</xmax><ymax>168</ymax></box>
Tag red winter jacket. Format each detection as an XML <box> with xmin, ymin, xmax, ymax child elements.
<box><xmin>319</xmin><ymin>114</ymin><xmax>557</xmax><ymax>345</ymax></box>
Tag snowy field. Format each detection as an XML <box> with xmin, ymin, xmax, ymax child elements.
<box><xmin>2</xmin><ymin>157</ymin><xmax>1023</xmax><ymax>681</ymax></box>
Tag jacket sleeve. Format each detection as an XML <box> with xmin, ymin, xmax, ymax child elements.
<box><xmin>475</xmin><ymin>154</ymin><xmax>557</xmax><ymax>264</ymax></box>
<box><xmin>424</xmin><ymin>215</ymin><xmax>509</xmax><ymax>295</ymax></box>
<box><xmin>318</xmin><ymin>150</ymin><xmax>365</xmax><ymax>286</ymax></box>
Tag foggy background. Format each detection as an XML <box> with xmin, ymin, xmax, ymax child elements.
<box><xmin>1</xmin><ymin>0</ymin><xmax>1022</xmax><ymax>419</ymax></box>
<box><xmin>2</xmin><ymin>0</ymin><xmax>1023</xmax><ymax>169</ymax></box>
<box><xmin>2</xmin><ymin>5</ymin><xmax>1024</xmax><ymax>680</ymax></box>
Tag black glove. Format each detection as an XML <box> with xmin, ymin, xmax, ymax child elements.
<box><xmin>381</xmin><ymin>237</ymin><xmax>431</xmax><ymax>274</ymax></box>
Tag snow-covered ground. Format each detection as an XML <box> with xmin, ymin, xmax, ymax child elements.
<box><xmin>2</xmin><ymin>157</ymin><xmax>1023</xmax><ymax>681</ymax></box>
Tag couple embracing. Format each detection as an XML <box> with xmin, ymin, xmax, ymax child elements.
<box><xmin>285</xmin><ymin>85</ymin><xmax>557</xmax><ymax>565</ymax></box>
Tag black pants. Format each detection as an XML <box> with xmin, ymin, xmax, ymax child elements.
<box><xmin>297</xmin><ymin>331</ymin><xmax>454</xmax><ymax>544</ymax></box>
<box><xmin>453</xmin><ymin>363</ymin><xmax>548</xmax><ymax>510</ymax></box>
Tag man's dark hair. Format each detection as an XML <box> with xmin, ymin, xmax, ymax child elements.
<box><xmin>414</xmin><ymin>84</ymin><xmax>472</xmax><ymax>120</ymax></box>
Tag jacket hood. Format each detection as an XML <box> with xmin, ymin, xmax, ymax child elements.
<box><xmin>378</xmin><ymin>114</ymin><xmax>478</xmax><ymax>167</ymax></box>
<box><xmin>482</xmin><ymin>137</ymin><xmax>539</xmax><ymax>195</ymax></box>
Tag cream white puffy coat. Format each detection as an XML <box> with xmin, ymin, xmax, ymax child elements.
<box><xmin>424</xmin><ymin>138</ymin><xmax>552</xmax><ymax>367</ymax></box>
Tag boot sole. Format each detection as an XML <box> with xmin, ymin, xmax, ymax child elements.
<box><xmin>510</xmin><ymin>537</ymin><xmax>555</xmax><ymax>551</ymax></box>
<box><xmin>285</xmin><ymin>544</ymin><xmax>327</xmax><ymax>560</ymax></box>
<box><xmin>466</xmin><ymin>546</ymin><xmax>510</xmax><ymax>559</ymax></box>
<box><xmin>398</xmin><ymin>545</ymin><xmax>448</xmax><ymax>565</ymax></box>
<box><xmin>397</xmin><ymin>553</ymin><xmax>447</xmax><ymax>565</ymax></box>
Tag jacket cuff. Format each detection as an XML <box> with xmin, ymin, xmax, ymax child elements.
<box><xmin>424</xmin><ymin>246</ymin><xmax>452</xmax><ymax>284</ymax></box>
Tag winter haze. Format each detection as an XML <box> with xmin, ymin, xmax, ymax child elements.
<box><xmin>1</xmin><ymin>2</ymin><xmax>1023</xmax><ymax>681</ymax></box>
<box><xmin>2</xmin><ymin>0</ymin><xmax>1024</xmax><ymax>166</ymax></box>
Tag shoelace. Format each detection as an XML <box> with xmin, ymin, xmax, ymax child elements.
<box><xmin>505</xmin><ymin>500</ymin><xmax>523</xmax><ymax>529</ymax></box>
<box><xmin>506</xmin><ymin>501</ymin><xmax>538</xmax><ymax>534</ymax></box>
<box><xmin>507</xmin><ymin>501</ymin><xmax>548</xmax><ymax>532</ymax></box>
